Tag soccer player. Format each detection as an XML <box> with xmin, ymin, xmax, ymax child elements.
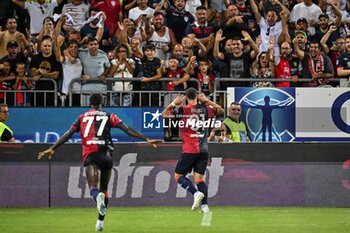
<box><xmin>37</xmin><ymin>94</ymin><xmax>161</xmax><ymax>231</ymax></box>
<box><xmin>162</xmin><ymin>88</ymin><xmax>224</xmax><ymax>213</ymax></box>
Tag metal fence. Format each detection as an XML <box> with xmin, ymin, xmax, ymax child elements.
<box><xmin>0</xmin><ymin>77</ymin><xmax>346</xmax><ymax>107</ymax></box>
<box><xmin>67</xmin><ymin>77</ymin><xmax>202</xmax><ymax>107</ymax></box>
<box><xmin>0</xmin><ymin>78</ymin><xmax>58</xmax><ymax>107</ymax></box>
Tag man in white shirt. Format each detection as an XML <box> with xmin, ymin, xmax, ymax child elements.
<box><xmin>12</xmin><ymin>0</ymin><xmax>64</xmax><ymax>36</ymax></box>
<box><xmin>289</xmin><ymin>0</ymin><xmax>322</xmax><ymax>36</ymax></box>
<box><xmin>250</xmin><ymin>0</ymin><xmax>290</xmax><ymax>53</ymax></box>
<box><xmin>128</xmin><ymin>0</ymin><xmax>155</xmax><ymax>21</ymax></box>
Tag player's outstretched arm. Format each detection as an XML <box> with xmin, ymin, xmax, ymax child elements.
<box><xmin>37</xmin><ymin>129</ymin><xmax>75</xmax><ymax>160</ymax></box>
<box><xmin>117</xmin><ymin>122</ymin><xmax>162</xmax><ymax>147</ymax></box>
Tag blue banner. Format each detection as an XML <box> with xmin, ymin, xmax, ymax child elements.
<box><xmin>7</xmin><ymin>108</ymin><xmax>164</xmax><ymax>143</ymax></box>
<box><xmin>233</xmin><ymin>88</ymin><xmax>296</xmax><ymax>142</ymax></box>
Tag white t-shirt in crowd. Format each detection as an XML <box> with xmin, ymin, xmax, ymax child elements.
<box><xmin>24</xmin><ymin>0</ymin><xmax>58</xmax><ymax>34</ymax></box>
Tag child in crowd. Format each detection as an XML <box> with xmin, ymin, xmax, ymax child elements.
<box><xmin>140</xmin><ymin>43</ymin><xmax>162</xmax><ymax>106</ymax></box>
<box><xmin>13</xmin><ymin>62</ymin><xmax>32</xmax><ymax>106</ymax></box>
<box><xmin>0</xmin><ymin>60</ymin><xmax>15</xmax><ymax>104</ymax></box>
<box><xmin>196</xmin><ymin>58</ymin><xmax>215</xmax><ymax>96</ymax></box>
<box><xmin>162</xmin><ymin>56</ymin><xmax>190</xmax><ymax>106</ymax></box>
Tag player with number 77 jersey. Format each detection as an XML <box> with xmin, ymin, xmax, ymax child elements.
<box><xmin>37</xmin><ymin>94</ymin><xmax>161</xmax><ymax>232</ymax></box>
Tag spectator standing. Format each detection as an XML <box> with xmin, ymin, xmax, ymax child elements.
<box><xmin>0</xmin><ymin>0</ymin><xmax>13</xmax><ymax>31</ymax></box>
<box><xmin>252</xmin><ymin>50</ymin><xmax>275</xmax><ymax>88</ymax></box>
<box><xmin>79</xmin><ymin>37</ymin><xmax>110</xmax><ymax>106</ymax></box>
<box><xmin>0</xmin><ymin>60</ymin><xmax>15</xmax><ymax>105</ymax></box>
<box><xmin>250</xmin><ymin>0</ymin><xmax>290</xmax><ymax>53</ymax></box>
<box><xmin>214</xmin><ymin>29</ymin><xmax>259</xmax><ymax>87</ymax></box>
<box><xmin>157</xmin><ymin>0</ymin><xmax>195</xmax><ymax>44</ymax></box>
<box><xmin>0</xmin><ymin>17</ymin><xmax>30</xmax><ymax>58</ymax></box>
<box><xmin>195</xmin><ymin>57</ymin><xmax>214</xmax><ymax>96</ymax></box>
<box><xmin>36</xmin><ymin>17</ymin><xmax>57</xmax><ymax>53</ymax></box>
<box><xmin>128</xmin><ymin>0</ymin><xmax>155</xmax><ymax>21</ymax></box>
<box><xmin>30</xmin><ymin>36</ymin><xmax>62</xmax><ymax>106</ymax></box>
<box><xmin>185</xmin><ymin>6</ymin><xmax>218</xmax><ymax>57</ymax></box>
<box><xmin>56</xmin><ymin>37</ymin><xmax>82</xmax><ymax>106</ymax></box>
<box><xmin>337</xmin><ymin>35</ymin><xmax>350</xmax><ymax>87</ymax></box>
<box><xmin>274</xmin><ymin>41</ymin><xmax>302</xmax><ymax>88</ymax></box>
<box><xmin>109</xmin><ymin>44</ymin><xmax>135</xmax><ymax>106</ymax></box>
<box><xmin>321</xmin><ymin>25</ymin><xmax>345</xmax><ymax>86</ymax></box>
<box><xmin>61</xmin><ymin>0</ymin><xmax>89</xmax><ymax>31</ymax></box>
<box><xmin>289</xmin><ymin>0</ymin><xmax>322</xmax><ymax>36</ymax></box>
<box><xmin>140</xmin><ymin>43</ymin><xmax>162</xmax><ymax>106</ymax></box>
<box><xmin>91</xmin><ymin>0</ymin><xmax>122</xmax><ymax>37</ymax></box>
<box><xmin>12</xmin><ymin>0</ymin><xmax>64</xmax><ymax>37</ymax></box>
<box><xmin>163</xmin><ymin>56</ymin><xmax>190</xmax><ymax>92</ymax></box>
<box><xmin>172</xmin><ymin>44</ymin><xmax>188</xmax><ymax>68</ymax></box>
<box><xmin>0</xmin><ymin>40</ymin><xmax>31</xmax><ymax>75</ymax></box>
<box><xmin>146</xmin><ymin>11</ymin><xmax>177</xmax><ymax>62</ymax></box>
<box><xmin>294</xmin><ymin>38</ymin><xmax>334</xmax><ymax>87</ymax></box>
<box><xmin>314</xmin><ymin>5</ymin><xmax>342</xmax><ymax>49</ymax></box>
<box><xmin>13</xmin><ymin>62</ymin><xmax>31</xmax><ymax>106</ymax></box>
<box><xmin>221</xmin><ymin>4</ymin><xmax>251</xmax><ymax>40</ymax></box>
<box><xmin>80</xmin><ymin>8</ymin><xmax>110</xmax><ymax>52</ymax></box>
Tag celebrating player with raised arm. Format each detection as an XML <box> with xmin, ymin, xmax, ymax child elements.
<box><xmin>38</xmin><ymin>94</ymin><xmax>161</xmax><ymax>231</ymax></box>
<box><xmin>162</xmin><ymin>88</ymin><xmax>224</xmax><ymax>213</ymax></box>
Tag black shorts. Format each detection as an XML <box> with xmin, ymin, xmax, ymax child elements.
<box><xmin>175</xmin><ymin>152</ymin><xmax>209</xmax><ymax>175</ymax></box>
<box><xmin>84</xmin><ymin>151</ymin><xmax>113</xmax><ymax>171</ymax></box>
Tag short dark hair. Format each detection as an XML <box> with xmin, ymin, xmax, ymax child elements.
<box><xmin>115</xmin><ymin>43</ymin><xmax>130</xmax><ymax>56</ymax></box>
<box><xmin>16</xmin><ymin>62</ymin><xmax>26</xmax><ymax>67</ymax></box>
<box><xmin>198</xmin><ymin>57</ymin><xmax>209</xmax><ymax>63</ymax></box>
<box><xmin>6</xmin><ymin>17</ymin><xmax>17</xmax><ymax>24</ymax></box>
<box><xmin>185</xmin><ymin>87</ymin><xmax>197</xmax><ymax>100</ymax></box>
<box><xmin>89</xmin><ymin>7</ymin><xmax>100</xmax><ymax>16</ymax></box>
<box><xmin>196</xmin><ymin>6</ymin><xmax>207</xmax><ymax>11</ymax></box>
<box><xmin>144</xmin><ymin>43</ymin><xmax>155</xmax><ymax>51</ymax></box>
<box><xmin>43</xmin><ymin>16</ymin><xmax>54</xmax><ymax>25</ymax></box>
<box><xmin>67</xmin><ymin>40</ymin><xmax>78</xmax><ymax>47</ymax></box>
<box><xmin>6</xmin><ymin>40</ymin><xmax>18</xmax><ymax>49</ymax></box>
<box><xmin>90</xmin><ymin>94</ymin><xmax>103</xmax><ymax>107</ymax></box>
<box><xmin>42</xmin><ymin>35</ymin><xmax>53</xmax><ymax>42</ymax></box>
<box><xmin>169</xmin><ymin>55</ymin><xmax>178</xmax><ymax>60</ymax></box>
<box><xmin>309</xmin><ymin>37</ymin><xmax>320</xmax><ymax>47</ymax></box>
<box><xmin>153</xmin><ymin>11</ymin><xmax>164</xmax><ymax>17</ymax></box>
<box><xmin>87</xmin><ymin>36</ymin><xmax>98</xmax><ymax>44</ymax></box>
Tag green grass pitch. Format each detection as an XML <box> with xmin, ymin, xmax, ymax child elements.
<box><xmin>1</xmin><ymin>207</ymin><xmax>350</xmax><ymax>233</ymax></box>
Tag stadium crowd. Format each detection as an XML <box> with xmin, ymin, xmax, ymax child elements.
<box><xmin>0</xmin><ymin>0</ymin><xmax>350</xmax><ymax>107</ymax></box>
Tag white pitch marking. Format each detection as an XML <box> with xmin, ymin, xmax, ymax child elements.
<box><xmin>201</xmin><ymin>211</ymin><xmax>212</xmax><ymax>226</ymax></box>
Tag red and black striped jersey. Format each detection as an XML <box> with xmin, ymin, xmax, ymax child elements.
<box><xmin>173</xmin><ymin>103</ymin><xmax>217</xmax><ymax>154</ymax></box>
<box><xmin>70</xmin><ymin>108</ymin><xmax>122</xmax><ymax>162</ymax></box>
